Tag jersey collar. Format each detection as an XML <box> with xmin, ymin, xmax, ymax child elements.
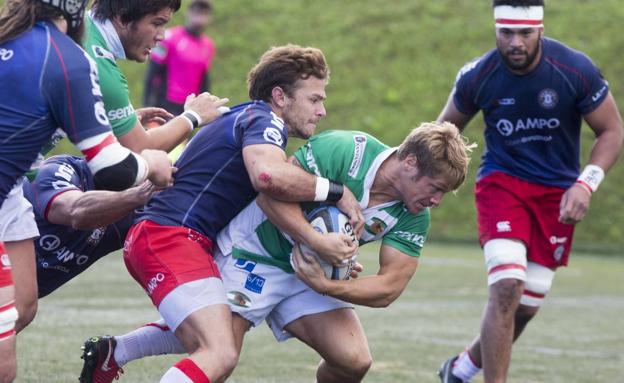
<box><xmin>88</xmin><ymin>10</ymin><xmax>126</xmax><ymax>60</ymax></box>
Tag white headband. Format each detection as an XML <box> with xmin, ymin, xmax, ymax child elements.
<box><xmin>494</xmin><ymin>5</ymin><xmax>544</xmax><ymax>28</ymax></box>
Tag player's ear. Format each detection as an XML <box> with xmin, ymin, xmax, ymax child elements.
<box><xmin>270</xmin><ymin>86</ymin><xmax>287</xmax><ymax>108</ymax></box>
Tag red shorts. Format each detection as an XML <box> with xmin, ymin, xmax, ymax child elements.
<box><xmin>0</xmin><ymin>242</ymin><xmax>13</xmax><ymax>288</ymax></box>
<box><xmin>475</xmin><ymin>172</ymin><xmax>575</xmax><ymax>269</ymax></box>
<box><xmin>123</xmin><ymin>220</ymin><xmax>220</xmax><ymax>307</ymax></box>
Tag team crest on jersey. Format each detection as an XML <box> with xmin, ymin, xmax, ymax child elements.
<box><xmin>365</xmin><ymin>217</ymin><xmax>387</xmax><ymax>236</ymax></box>
<box><xmin>227</xmin><ymin>290</ymin><xmax>252</xmax><ymax>308</ymax></box>
<box><xmin>91</xmin><ymin>45</ymin><xmax>115</xmax><ymax>62</ymax></box>
<box><xmin>538</xmin><ymin>89</ymin><xmax>558</xmax><ymax>109</ymax></box>
<box><xmin>86</xmin><ymin>227</ymin><xmax>106</xmax><ymax>246</ymax></box>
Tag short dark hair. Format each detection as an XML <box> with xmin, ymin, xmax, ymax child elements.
<box><xmin>92</xmin><ymin>0</ymin><xmax>181</xmax><ymax>24</ymax></box>
<box><xmin>493</xmin><ymin>0</ymin><xmax>544</xmax><ymax>7</ymax></box>
<box><xmin>189</xmin><ymin>0</ymin><xmax>212</xmax><ymax>13</ymax></box>
<box><xmin>247</xmin><ymin>44</ymin><xmax>330</xmax><ymax>102</ymax></box>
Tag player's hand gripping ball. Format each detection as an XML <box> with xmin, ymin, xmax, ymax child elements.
<box><xmin>292</xmin><ymin>205</ymin><xmax>357</xmax><ymax>280</ymax></box>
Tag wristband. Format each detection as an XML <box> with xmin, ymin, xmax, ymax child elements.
<box><xmin>327</xmin><ymin>180</ymin><xmax>344</xmax><ymax>203</ymax></box>
<box><xmin>577</xmin><ymin>164</ymin><xmax>605</xmax><ymax>193</ymax></box>
<box><xmin>314</xmin><ymin>177</ymin><xmax>330</xmax><ymax>201</ymax></box>
<box><xmin>180</xmin><ymin>110</ymin><xmax>202</xmax><ymax>131</ymax></box>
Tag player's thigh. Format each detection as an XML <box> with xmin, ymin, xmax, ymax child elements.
<box><xmin>174</xmin><ymin>303</ymin><xmax>235</xmax><ymax>353</ymax></box>
<box><xmin>285</xmin><ymin>308</ymin><xmax>370</xmax><ymax>367</ymax></box>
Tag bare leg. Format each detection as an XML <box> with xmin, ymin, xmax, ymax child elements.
<box><xmin>286</xmin><ymin>308</ymin><xmax>372</xmax><ymax>383</ymax></box>
<box><xmin>5</xmin><ymin>239</ymin><xmax>37</xmax><ymax>332</ymax></box>
<box><xmin>0</xmin><ymin>285</ymin><xmax>17</xmax><ymax>383</ymax></box>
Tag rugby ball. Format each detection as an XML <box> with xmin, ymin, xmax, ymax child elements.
<box><xmin>292</xmin><ymin>205</ymin><xmax>357</xmax><ymax>280</ymax></box>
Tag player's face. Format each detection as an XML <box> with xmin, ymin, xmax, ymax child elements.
<box><xmin>496</xmin><ymin>27</ymin><xmax>543</xmax><ymax>73</ymax></box>
<box><xmin>398</xmin><ymin>156</ymin><xmax>449</xmax><ymax>214</ymax></box>
<box><xmin>118</xmin><ymin>8</ymin><xmax>173</xmax><ymax>63</ymax></box>
<box><xmin>282</xmin><ymin>77</ymin><xmax>327</xmax><ymax>139</ymax></box>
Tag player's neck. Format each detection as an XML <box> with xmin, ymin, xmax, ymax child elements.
<box><xmin>368</xmin><ymin>154</ymin><xmax>401</xmax><ymax>207</ymax></box>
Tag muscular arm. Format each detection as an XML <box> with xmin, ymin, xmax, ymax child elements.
<box><xmin>46</xmin><ymin>181</ymin><xmax>157</xmax><ymax>230</ymax></box>
<box><xmin>293</xmin><ymin>244</ymin><xmax>419</xmax><ymax>308</ymax></box>
<box><xmin>437</xmin><ymin>90</ymin><xmax>476</xmax><ymax>131</ymax></box>
<box><xmin>583</xmin><ymin>92</ymin><xmax>624</xmax><ymax>171</ymax></box>
<box><xmin>117</xmin><ymin>117</ymin><xmax>191</xmax><ymax>153</ymax></box>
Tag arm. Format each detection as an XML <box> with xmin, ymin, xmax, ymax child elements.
<box><xmin>243</xmin><ymin>145</ymin><xmax>365</xmax><ymax>234</ymax></box>
<box><xmin>256</xmin><ymin>193</ymin><xmax>358</xmax><ymax>265</ymax></box>
<box><xmin>118</xmin><ymin>92</ymin><xmax>229</xmax><ymax>153</ymax></box>
<box><xmin>559</xmin><ymin>92</ymin><xmax>624</xmax><ymax>223</ymax></box>
<box><xmin>292</xmin><ymin>244</ymin><xmax>419</xmax><ymax>308</ymax></box>
<box><xmin>46</xmin><ymin>181</ymin><xmax>158</xmax><ymax>230</ymax></box>
<box><xmin>436</xmin><ymin>90</ymin><xmax>476</xmax><ymax>131</ymax></box>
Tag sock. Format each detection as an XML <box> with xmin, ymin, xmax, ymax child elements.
<box><xmin>160</xmin><ymin>358</ymin><xmax>211</xmax><ymax>383</ymax></box>
<box><xmin>114</xmin><ymin>319</ymin><xmax>186</xmax><ymax>366</ymax></box>
<box><xmin>452</xmin><ymin>350</ymin><xmax>481</xmax><ymax>382</ymax></box>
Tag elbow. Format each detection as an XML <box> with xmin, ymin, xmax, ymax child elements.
<box><xmin>370</xmin><ymin>290</ymin><xmax>401</xmax><ymax>308</ymax></box>
<box><xmin>69</xmin><ymin>208</ymin><xmax>95</xmax><ymax>230</ymax></box>
<box><xmin>251</xmin><ymin>169</ymin><xmax>287</xmax><ymax>196</ymax></box>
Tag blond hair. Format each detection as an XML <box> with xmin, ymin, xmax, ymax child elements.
<box><xmin>397</xmin><ymin>121</ymin><xmax>476</xmax><ymax>191</ymax></box>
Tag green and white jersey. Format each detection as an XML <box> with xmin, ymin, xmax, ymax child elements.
<box><xmin>217</xmin><ymin>130</ymin><xmax>430</xmax><ymax>273</ymax></box>
<box><xmin>83</xmin><ymin>14</ymin><xmax>137</xmax><ymax>137</ymax></box>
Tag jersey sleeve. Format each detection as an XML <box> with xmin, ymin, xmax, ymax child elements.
<box><xmin>240</xmin><ymin>107</ymin><xmax>288</xmax><ymax>151</ymax></box>
<box><xmin>572</xmin><ymin>53</ymin><xmax>610</xmax><ymax>115</ymax></box>
<box><xmin>41</xmin><ymin>40</ymin><xmax>112</xmax><ymax>145</ymax></box>
<box><xmin>452</xmin><ymin>58</ymin><xmax>482</xmax><ymax>116</ymax></box>
<box><xmin>28</xmin><ymin>157</ymin><xmax>84</xmax><ymax>220</ymax></box>
<box><xmin>381</xmin><ymin>209</ymin><xmax>430</xmax><ymax>257</ymax></box>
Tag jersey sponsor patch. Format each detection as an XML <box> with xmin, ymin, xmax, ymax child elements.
<box><xmin>0</xmin><ymin>48</ymin><xmax>14</xmax><ymax>61</ymax></box>
<box><xmin>348</xmin><ymin>135</ymin><xmax>367</xmax><ymax>177</ymax></box>
<box><xmin>244</xmin><ymin>273</ymin><xmax>265</xmax><ymax>294</ymax></box>
<box><xmin>263</xmin><ymin>127</ymin><xmax>283</xmax><ymax>146</ymax></box>
<box><xmin>234</xmin><ymin>258</ymin><xmax>256</xmax><ymax>273</ymax></box>
<box><xmin>107</xmin><ymin>104</ymin><xmax>135</xmax><ymax>122</ymax></box>
<box><xmin>90</xmin><ymin>45</ymin><xmax>115</xmax><ymax>62</ymax></box>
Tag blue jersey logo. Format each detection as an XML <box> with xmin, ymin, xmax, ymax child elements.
<box><xmin>244</xmin><ymin>273</ymin><xmax>265</xmax><ymax>294</ymax></box>
<box><xmin>234</xmin><ymin>258</ymin><xmax>256</xmax><ymax>273</ymax></box>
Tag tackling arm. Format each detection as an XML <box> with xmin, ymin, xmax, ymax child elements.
<box><xmin>292</xmin><ymin>244</ymin><xmax>419</xmax><ymax>308</ymax></box>
<box><xmin>46</xmin><ymin>181</ymin><xmax>158</xmax><ymax>230</ymax></box>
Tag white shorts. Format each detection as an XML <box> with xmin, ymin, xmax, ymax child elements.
<box><xmin>0</xmin><ymin>179</ymin><xmax>39</xmax><ymax>242</ymax></box>
<box><xmin>215</xmin><ymin>250</ymin><xmax>353</xmax><ymax>342</ymax></box>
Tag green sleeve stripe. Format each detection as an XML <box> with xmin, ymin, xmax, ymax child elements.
<box><xmin>232</xmin><ymin>247</ymin><xmax>295</xmax><ymax>273</ymax></box>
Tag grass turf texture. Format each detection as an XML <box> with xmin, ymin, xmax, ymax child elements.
<box><xmin>17</xmin><ymin>242</ymin><xmax>624</xmax><ymax>382</ymax></box>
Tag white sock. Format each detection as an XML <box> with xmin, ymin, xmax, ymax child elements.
<box><xmin>114</xmin><ymin>319</ymin><xmax>186</xmax><ymax>366</ymax></box>
<box><xmin>452</xmin><ymin>350</ymin><xmax>481</xmax><ymax>382</ymax></box>
<box><xmin>160</xmin><ymin>367</ymin><xmax>194</xmax><ymax>383</ymax></box>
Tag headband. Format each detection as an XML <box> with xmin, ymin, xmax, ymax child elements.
<box><xmin>494</xmin><ymin>5</ymin><xmax>544</xmax><ymax>28</ymax></box>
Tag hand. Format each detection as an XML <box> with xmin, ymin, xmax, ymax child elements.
<box><xmin>559</xmin><ymin>183</ymin><xmax>591</xmax><ymax>224</ymax></box>
<box><xmin>336</xmin><ymin>186</ymin><xmax>365</xmax><ymax>239</ymax></box>
<box><xmin>130</xmin><ymin>180</ymin><xmax>165</xmax><ymax>205</ymax></box>
<box><xmin>307</xmin><ymin>231</ymin><xmax>358</xmax><ymax>266</ymax></box>
<box><xmin>349</xmin><ymin>262</ymin><xmax>364</xmax><ymax>279</ymax></box>
<box><xmin>292</xmin><ymin>244</ymin><xmax>330</xmax><ymax>293</ymax></box>
<box><xmin>184</xmin><ymin>92</ymin><xmax>230</xmax><ymax>125</ymax></box>
<box><xmin>140</xmin><ymin>149</ymin><xmax>176</xmax><ymax>187</ymax></box>
<box><xmin>136</xmin><ymin>107</ymin><xmax>175</xmax><ymax>126</ymax></box>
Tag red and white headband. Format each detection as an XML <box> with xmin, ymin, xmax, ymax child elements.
<box><xmin>494</xmin><ymin>5</ymin><xmax>544</xmax><ymax>28</ymax></box>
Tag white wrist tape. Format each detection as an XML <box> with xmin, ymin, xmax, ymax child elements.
<box><xmin>577</xmin><ymin>164</ymin><xmax>605</xmax><ymax>192</ymax></box>
<box><xmin>314</xmin><ymin>177</ymin><xmax>330</xmax><ymax>202</ymax></box>
<box><xmin>133</xmin><ymin>153</ymin><xmax>149</xmax><ymax>186</ymax></box>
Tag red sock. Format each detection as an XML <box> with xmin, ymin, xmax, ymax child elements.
<box><xmin>173</xmin><ymin>358</ymin><xmax>211</xmax><ymax>383</ymax></box>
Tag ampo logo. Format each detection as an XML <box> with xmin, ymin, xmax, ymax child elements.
<box><xmin>496</xmin><ymin>119</ymin><xmax>515</xmax><ymax>136</ymax></box>
<box><xmin>496</xmin><ymin>118</ymin><xmax>561</xmax><ymax>137</ymax></box>
<box><xmin>0</xmin><ymin>48</ymin><xmax>14</xmax><ymax>61</ymax></box>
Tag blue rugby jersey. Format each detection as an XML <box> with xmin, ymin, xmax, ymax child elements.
<box><xmin>0</xmin><ymin>21</ymin><xmax>112</xmax><ymax>206</ymax></box>
<box><xmin>452</xmin><ymin>37</ymin><xmax>609</xmax><ymax>188</ymax></box>
<box><xmin>23</xmin><ymin>155</ymin><xmax>132</xmax><ymax>298</ymax></box>
<box><xmin>136</xmin><ymin>101</ymin><xmax>289</xmax><ymax>241</ymax></box>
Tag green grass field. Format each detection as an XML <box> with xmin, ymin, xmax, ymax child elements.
<box><xmin>15</xmin><ymin>243</ymin><xmax>623</xmax><ymax>382</ymax></box>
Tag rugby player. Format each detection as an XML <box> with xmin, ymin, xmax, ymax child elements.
<box><xmin>436</xmin><ymin>1</ymin><xmax>624</xmax><ymax>382</ymax></box>
<box><xmin>79</xmin><ymin>44</ymin><xmax>364</xmax><ymax>383</ymax></box>
<box><xmin>83</xmin><ymin>123</ymin><xmax>475</xmax><ymax>383</ymax></box>
<box><xmin>0</xmin><ymin>0</ymin><xmax>173</xmax><ymax>380</ymax></box>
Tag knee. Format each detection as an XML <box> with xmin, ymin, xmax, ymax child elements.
<box><xmin>218</xmin><ymin>345</ymin><xmax>239</xmax><ymax>377</ymax></box>
<box><xmin>489</xmin><ymin>278</ymin><xmax>524</xmax><ymax>314</ymax></box>
<box><xmin>331</xmin><ymin>347</ymin><xmax>373</xmax><ymax>380</ymax></box>
<box><xmin>15</xmin><ymin>297</ymin><xmax>37</xmax><ymax>332</ymax></box>
<box><xmin>194</xmin><ymin>344</ymin><xmax>239</xmax><ymax>379</ymax></box>
<box><xmin>516</xmin><ymin>304</ymin><xmax>539</xmax><ymax>325</ymax></box>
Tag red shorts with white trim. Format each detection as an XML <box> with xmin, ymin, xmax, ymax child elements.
<box><xmin>475</xmin><ymin>172</ymin><xmax>575</xmax><ymax>269</ymax></box>
<box><xmin>123</xmin><ymin>220</ymin><xmax>220</xmax><ymax>307</ymax></box>
<box><xmin>0</xmin><ymin>242</ymin><xmax>13</xmax><ymax>288</ymax></box>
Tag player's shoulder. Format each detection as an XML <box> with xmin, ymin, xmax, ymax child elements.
<box><xmin>235</xmin><ymin>101</ymin><xmax>277</xmax><ymax>124</ymax></box>
<box><xmin>311</xmin><ymin>130</ymin><xmax>386</xmax><ymax>150</ymax></box>
<box><xmin>543</xmin><ymin>37</ymin><xmax>599</xmax><ymax>71</ymax></box>
<box><xmin>39</xmin><ymin>155</ymin><xmax>89</xmax><ymax>175</ymax></box>
<box><xmin>455</xmin><ymin>48</ymin><xmax>500</xmax><ymax>84</ymax></box>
